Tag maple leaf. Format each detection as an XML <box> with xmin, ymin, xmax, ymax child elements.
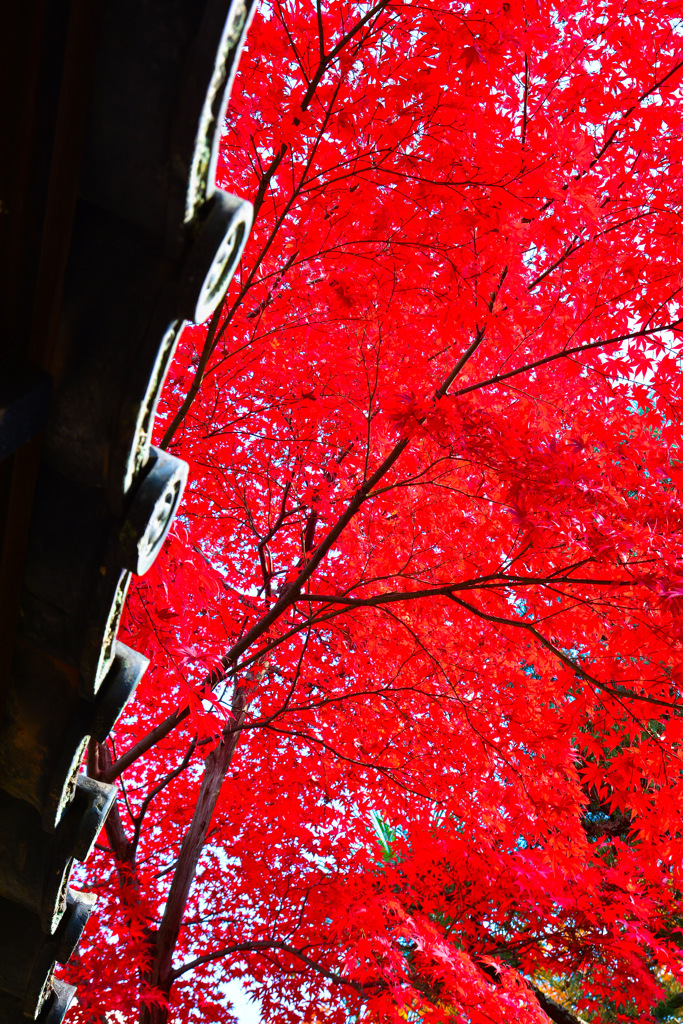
<box><xmin>70</xmin><ymin>3</ymin><xmax>683</xmax><ymax>1023</ymax></box>
<box><xmin>460</xmin><ymin>45</ymin><xmax>487</xmax><ymax>68</ymax></box>
<box><xmin>384</xmin><ymin>390</ymin><xmax>430</xmax><ymax>431</ymax></box>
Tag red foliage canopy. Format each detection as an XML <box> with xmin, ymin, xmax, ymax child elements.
<box><xmin>70</xmin><ymin>1</ymin><xmax>683</xmax><ymax>1022</ymax></box>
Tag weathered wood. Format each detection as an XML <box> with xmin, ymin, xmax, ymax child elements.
<box><xmin>0</xmin><ymin>979</ymin><xmax>76</xmax><ymax>1024</ymax></box>
<box><xmin>0</xmin><ymin>776</ymin><xmax>113</xmax><ymax>932</ymax></box>
<box><xmin>0</xmin><ymin>640</ymin><xmax>143</xmax><ymax>827</ymax></box>
<box><xmin>0</xmin><ymin>0</ymin><xmax>254</xmax><ymax>1015</ymax></box>
<box><xmin>0</xmin><ymin>892</ymin><xmax>94</xmax><ymax>1016</ymax></box>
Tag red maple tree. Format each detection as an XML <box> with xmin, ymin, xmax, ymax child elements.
<box><xmin>69</xmin><ymin>1</ymin><xmax>683</xmax><ymax>1022</ymax></box>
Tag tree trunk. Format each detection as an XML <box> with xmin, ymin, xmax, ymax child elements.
<box><xmin>139</xmin><ymin>684</ymin><xmax>253</xmax><ymax>1024</ymax></box>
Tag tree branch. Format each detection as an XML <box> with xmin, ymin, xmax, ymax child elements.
<box><xmin>530</xmin><ymin>982</ymin><xmax>587</xmax><ymax>1024</ymax></box>
<box><xmin>172</xmin><ymin>939</ymin><xmax>366</xmax><ymax>995</ymax></box>
<box><xmin>140</xmin><ymin>678</ymin><xmax>261</xmax><ymax>1021</ymax></box>
<box><xmin>454</xmin><ymin>318</ymin><xmax>683</xmax><ymax>398</ymax></box>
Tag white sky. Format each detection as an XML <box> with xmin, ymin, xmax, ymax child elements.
<box><xmin>224</xmin><ymin>979</ymin><xmax>261</xmax><ymax>1023</ymax></box>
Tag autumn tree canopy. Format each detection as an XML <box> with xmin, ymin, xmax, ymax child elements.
<box><xmin>69</xmin><ymin>1</ymin><xmax>683</xmax><ymax>1021</ymax></box>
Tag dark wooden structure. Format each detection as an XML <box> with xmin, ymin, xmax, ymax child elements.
<box><xmin>0</xmin><ymin>2</ymin><xmax>254</xmax><ymax>1019</ymax></box>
